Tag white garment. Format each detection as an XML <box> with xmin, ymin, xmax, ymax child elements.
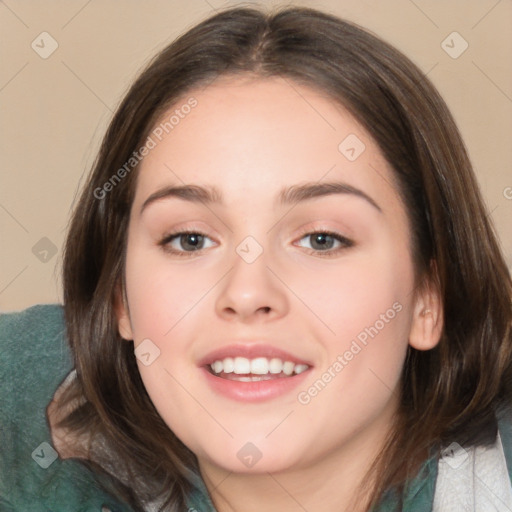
<box><xmin>433</xmin><ymin>432</ymin><xmax>512</xmax><ymax>511</ymax></box>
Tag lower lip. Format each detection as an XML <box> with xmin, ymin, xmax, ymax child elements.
<box><xmin>201</xmin><ymin>367</ymin><xmax>311</xmax><ymax>402</ymax></box>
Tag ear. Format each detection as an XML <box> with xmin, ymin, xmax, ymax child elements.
<box><xmin>114</xmin><ymin>281</ymin><xmax>134</xmax><ymax>340</ymax></box>
<box><xmin>409</xmin><ymin>262</ymin><xmax>444</xmax><ymax>351</ymax></box>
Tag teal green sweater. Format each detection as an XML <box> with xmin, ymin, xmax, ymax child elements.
<box><xmin>1</xmin><ymin>305</ymin><xmax>510</xmax><ymax>511</ymax></box>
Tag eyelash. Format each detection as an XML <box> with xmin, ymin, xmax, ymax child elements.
<box><xmin>158</xmin><ymin>229</ymin><xmax>213</xmax><ymax>258</ymax></box>
<box><xmin>158</xmin><ymin>229</ymin><xmax>354</xmax><ymax>258</ymax></box>
<box><xmin>294</xmin><ymin>228</ymin><xmax>354</xmax><ymax>258</ymax></box>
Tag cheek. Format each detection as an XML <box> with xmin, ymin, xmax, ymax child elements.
<box><xmin>292</xmin><ymin>240</ymin><xmax>415</xmax><ymax>407</ymax></box>
<box><xmin>292</xmin><ymin>260</ymin><xmax>412</xmax><ymax>450</ymax></box>
<box><xmin>122</xmin><ymin>243</ymin><xmax>223</xmax><ymax>430</ymax></box>
<box><xmin>123</xmin><ymin>242</ymin><xmax>219</xmax><ymax>340</ymax></box>
<box><xmin>290</xmin><ymin>244</ymin><xmax>414</xmax><ymax>348</ymax></box>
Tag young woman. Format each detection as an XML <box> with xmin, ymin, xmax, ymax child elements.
<box><xmin>2</xmin><ymin>5</ymin><xmax>511</xmax><ymax>512</ymax></box>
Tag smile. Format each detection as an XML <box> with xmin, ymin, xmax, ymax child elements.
<box><xmin>200</xmin><ymin>346</ymin><xmax>313</xmax><ymax>402</ymax></box>
<box><xmin>209</xmin><ymin>356</ymin><xmax>310</xmax><ymax>381</ymax></box>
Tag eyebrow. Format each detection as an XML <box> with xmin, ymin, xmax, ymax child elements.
<box><xmin>139</xmin><ymin>181</ymin><xmax>382</xmax><ymax>215</ymax></box>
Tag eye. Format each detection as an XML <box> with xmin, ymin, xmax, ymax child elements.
<box><xmin>295</xmin><ymin>230</ymin><xmax>353</xmax><ymax>255</ymax></box>
<box><xmin>159</xmin><ymin>231</ymin><xmax>215</xmax><ymax>255</ymax></box>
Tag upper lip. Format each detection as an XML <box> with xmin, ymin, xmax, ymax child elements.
<box><xmin>198</xmin><ymin>343</ymin><xmax>313</xmax><ymax>367</ymax></box>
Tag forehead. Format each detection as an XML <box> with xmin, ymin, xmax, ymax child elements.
<box><xmin>133</xmin><ymin>76</ymin><xmax>400</xmax><ymax>213</ymax></box>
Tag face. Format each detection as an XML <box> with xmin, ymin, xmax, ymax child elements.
<box><xmin>116</xmin><ymin>76</ymin><xmax>440</xmax><ymax>477</ymax></box>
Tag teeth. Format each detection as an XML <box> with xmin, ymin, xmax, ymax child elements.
<box><xmin>294</xmin><ymin>364</ymin><xmax>309</xmax><ymax>375</ymax></box>
<box><xmin>269</xmin><ymin>358</ymin><xmax>283</xmax><ymax>374</ymax></box>
<box><xmin>209</xmin><ymin>356</ymin><xmax>309</xmax><ymax>377</ymax></box>
<box><xmin>223</xmin><ymin>357</ymin><xmax>235</xmax><ymax>373</ymax></box>
<box><xmin>251</xmin><ymin>357</ymin><xmax>269</xmax><ymax>375</ymax></box>
<box><xmin>212</xmin><ymin>360</ymin><xmax>223</xmax><ymax>374</ymax></box>
<box><xmin>233</xmin><ymin>357</ymin><xmax>251</xmax><ymax>374</ymax></box>
<box><xmin>282</xmin><ymin>361</ymin><xmax>295</xmax><ymax>376</ymax></box>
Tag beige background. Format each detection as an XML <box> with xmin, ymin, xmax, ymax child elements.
<box><xmin>1</xmin><ymin>0</ymin><xmax>511</xmax><ymax>312</ymax></box>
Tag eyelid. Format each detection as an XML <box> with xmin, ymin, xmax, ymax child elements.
<box><xmin>158</xmin><ymin>225</ymin><xmax>354</xmax><ymax>258</ymax></box>
<box><xmin>160</xmin><ymin>228</ymin><xmax>213</xmax><ymax>244</ymax></box>
<box><xmin>293</xmin><ymin>226</ymin><xmax>354</xmax><ymax>256</ymax></box>
<box><xmin>159</xmin><ymin>229</ymin><xmax>217</xmax><ymax>257</ymax></box>
<box><xmin>158</xmin><ymin>220</ymin><xmax>218</xmax><ymax>244</ymax></box>
<box><xmin>294</xmin><ymin>223</ymin><xmax>353</xmax><ymax>241</ymax></box>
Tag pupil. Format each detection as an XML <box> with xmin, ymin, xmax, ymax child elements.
<box><xmin>182</xmin><ymin>233</ymin><xmax>203</xmax><ymax>250</ymax></box>
<box><xmin>311</xmin><ymin>233</ymin><xmax>333</xmax><ymax>250</ymax></box>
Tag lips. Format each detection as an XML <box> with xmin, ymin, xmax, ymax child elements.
<box><xmin>198</xmin><ymin>343</ymin><xmax>313</xmax><ymax>401</ymax></box>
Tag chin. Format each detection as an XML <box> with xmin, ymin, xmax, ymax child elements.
<box><xmin>193</xmin><ymin>433</ymin><xmax>309</xmax><ymax>475</ymax></box>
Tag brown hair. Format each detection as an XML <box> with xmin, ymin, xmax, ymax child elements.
<box><xmin>57</xmin><ymin>5</ymin><xmax>512</xmax><ymax>511</ymax></box>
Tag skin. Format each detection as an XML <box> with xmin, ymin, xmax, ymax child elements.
<box><xmin>115</xmin><ymin>76</ymin><xmax>443</xmax><ymax>512</ymax></box>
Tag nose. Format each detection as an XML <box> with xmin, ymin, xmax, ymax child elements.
<box><xmin>214</xmin><ymin>248</ymin><xmax>289</xmax><ymax>323</ymax></box>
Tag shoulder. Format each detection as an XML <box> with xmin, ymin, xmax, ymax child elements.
<box><xmin>0</xmin><ymin>302</ymin><xmax>66</xmax><ymax>350</ymax></box>
<box><xmin>0</xmin><ymin>302</ymin><xmax>65</xmax><ymax>344</ymax></box>
<box><xmin>0</xmin><ymin>303</ymin><xmax>67</xmax><ymax>372</ymax></box>
<box><xmin>0</xmin><ymin>304</ymin><xmax>69</xmax><ymax>421</ymax></box>
<box><xmin>497</xmin><ymin>405</ymin><xmax>512</xmax><ymax>483</ymax></box>
<box><xmin>0</xmin><ymin>304</ymin><xmax>135</xmax><ymax>511</ymax></box>
<box><xmin>432</xmin><ymin>407</ymin><xmax>512</xmax><ymax>510</ymax></box>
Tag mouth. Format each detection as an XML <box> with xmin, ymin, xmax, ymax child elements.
<box><xmin>199</xmin><ymin>346</ymin><xmax>313</xmax><ymax>402</ymax></box>
<box><xmin>207</xmin><ymin>356</ymin><xmax>310</xmax><ymax>382</ymax></box>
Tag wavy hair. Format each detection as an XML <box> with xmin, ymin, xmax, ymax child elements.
<box><xmin>56</xmin><ymin>6</ymin><xmax>512</xmax><ymax>511</ymax></box>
